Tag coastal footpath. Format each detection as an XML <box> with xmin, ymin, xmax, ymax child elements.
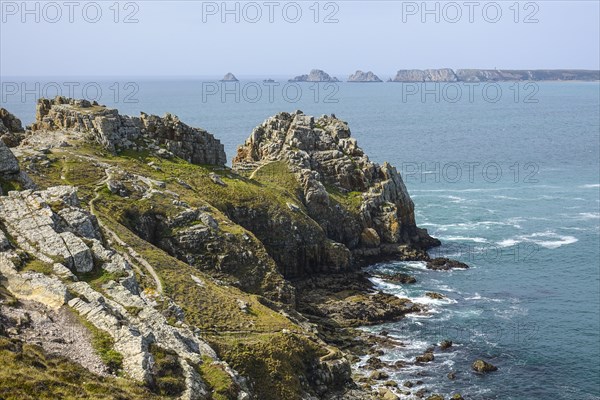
<box><xmin>1</xmin><ymin>97</ymin><xmax>474</xmax><ymax>400</ymax></box>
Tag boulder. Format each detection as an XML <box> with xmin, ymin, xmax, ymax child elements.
<box><xmin>369</xmin><ymin>370</ymin><xmax>389</xmax><ymax>380</ymax></box>
<box><xmin>440</xmin><ymin>340</ymin><xmax>453</xmax><ymax>350</ymax></box>
<box><xmin>471</xmin><ymin>359</ymin><xmax>498</xmax><ymax>373</ymax></box>
<box><xmin>426</xmin><ymin>257</ymin><xmax>469</xmax><ymax>271</ymax></box>
<box><xmin>415</xmin><ymin>351</ymin><xmax>434</xmax><ymax>363</ymax></box>
<box><xmin>425</xmin><ymin>292</ymin><xmax>445</xmax><ymax>300</ymax></box>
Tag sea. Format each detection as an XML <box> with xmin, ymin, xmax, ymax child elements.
<box><xmin>1</xmin><ymin>78</ymin><xmax>599</xmax><ymax>399</ymax></box>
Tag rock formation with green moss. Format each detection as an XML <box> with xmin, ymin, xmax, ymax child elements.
<box><xmin>0</xmin><ymin>97</ymin><xmax>444</xmax><ymax>400</ymax></box>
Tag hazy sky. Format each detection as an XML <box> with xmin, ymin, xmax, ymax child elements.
<box><xmin>1</xmin><ymin>1</ymin><xmax>599</xmax><ymax>77</ymax></box>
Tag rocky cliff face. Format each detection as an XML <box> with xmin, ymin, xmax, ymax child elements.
<box><xmin>31</xmin><ymin>97</ymin><xmax>226</xmax><ymax>165</ymax></box>
<box><xmin>348</xmin><ymin>70</ymin><xmax>382</xmax><ymax>82</ymax></box>
<box><xmin>233</xmin><ymin>111</ymin><xmax>439</xmax><ymax>277</ymax></box>
<box><xmin>289</xmin><ymin>69</ymin><xmax>339</xmax><ymax>82</ymax></box>
<box><xmin>1</xmin><ymin>100</ymin><xmax>447</xmax><ymax>400</ymax></box>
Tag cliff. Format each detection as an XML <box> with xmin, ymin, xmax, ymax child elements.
<box><xmin>392</xmin><ymin>68</ymin><xmax>600</xmax><ymax>82</ymax></box>
<box><xmin>1</xmin><ymin>98</ymin><xmax>446</xmax><ymax>400</ymax></box>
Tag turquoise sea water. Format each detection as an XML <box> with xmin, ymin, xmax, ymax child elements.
<box><xmin>2</xmin><ymin>80</ymin><xmax>599</xmax><ymax>399</ymax></box>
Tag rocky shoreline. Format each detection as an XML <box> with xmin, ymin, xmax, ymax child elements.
<box><xmin>1</xmin><ymin>98</ymin><xmax>487</xmax><ymax>399</ymax></box>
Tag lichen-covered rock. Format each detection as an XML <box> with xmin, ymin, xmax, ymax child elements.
<box><xmin>30</xmin><ymin>97</ymin><xmax>226</xmax><ymax>165</ymax></box>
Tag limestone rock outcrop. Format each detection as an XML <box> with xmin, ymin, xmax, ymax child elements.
<box><xmin>232</xmin><ymin>111</ymin><xmax>439</xmax><ymax>277</ymax></box>
<box><xmin>0</xmin><ymin>184</ymin><xmax>250</xmax><ymax>399</ymax></box>
<box><xmin>30</xmin><ymin>97</ymin><xmax>226</xmax><ymax>165</ymax></box>
<box><xmin>348</xmin><ymin>70</ymin><xmax>382</xmax><ymax>82</ymax></box>
<box><xmin>289</xmin><ymin>69</ymin><xmax>339</xmax><ymax>82</ymax></box>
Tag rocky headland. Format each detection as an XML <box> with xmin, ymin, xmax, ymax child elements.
<box><xmin>391</xmin><ymin>68</ymin><xmax>600</xmax><ymax>82</ymax></box>
<box><xmin>1</xmin><ymin>97</ymin><xmax>470</xmax><ymax>400</ymax></box>
<box><xmin>289</xmin><ymin>69</ymin><xmax>340</xmax><ymax>82</ymax></box>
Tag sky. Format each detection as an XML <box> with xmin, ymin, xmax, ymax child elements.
<box><xmin>1</xmin><ymin>0</ymin><xmax>599</xmax><ymax>78</ymax></box>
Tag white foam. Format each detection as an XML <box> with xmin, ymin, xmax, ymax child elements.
<box><xmin>576</xmin><ymin>212</ymin><xmax>600</xmax><ymax>220</ymax></box>
<box><xmin>580</xmin><ymin>184</ymin><xmax>600</xmax><ymax>188</ymax></box>
<box><xmin>402</xmin><ymin>261</ymin><xmax>428</xmax><ymax>270</ymax></box>
<box><xmin>497</xmin><ymin>238</ymin><xmax>520</xmax><ymax>247</ymax></box>
<box><xmin>440</xmin><ymin>235</ymin><xmax>488</xmax><ymax>243</ymax></box>
<box><xmin>497</xmin><ymin>231</ymin><xmax>579</xmax><ymax>249</ymax></box>
<box><xmin>534</xmin><ymin>236</ymin><xmax>578</xmax><ymax>249</ymax></box>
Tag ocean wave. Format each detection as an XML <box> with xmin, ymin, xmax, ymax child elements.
<box><xmin>579</xmin><ymin>184</ymin><xmax>600</xmax><ymax>188</ymax></box>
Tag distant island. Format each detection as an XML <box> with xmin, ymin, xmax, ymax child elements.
<box><xmin>289</xmin><ymin>69</ymin><xmax>339</xmax><ymax>82</ymax></box>
<box><xmin>390</xmin><ymin>68</ymin><xmax>600</xmax><ymax>82</ymax></box>
<box><xmin>220</xmin><ymin>72</ymin><xmax>239</xmax><ymax>82</ymax></box>
<box><xmin>348</xmin><ymin>70</ymin><xmax>382</xmax><ymax>82</ymax></box>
